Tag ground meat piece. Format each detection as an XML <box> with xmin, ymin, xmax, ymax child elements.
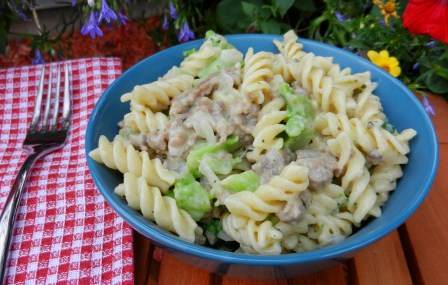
<box><xmin>170</xmin><ymin>68</ymin><xmax>240</xmax><ymax>117</ymax></box>
<box><xmin>252</xmin><ymin>149</ymin><xmax>286</xmax><ymax>184</ymax></box>
<box><xmin>295</xmin><ymin>149</ymin><xmax>337</xmax><ymax>190</ymax></box>
<box><xmin>167</xmin><ymin>118</ymin><xmax>197</xmax><ymax>158</ymax></box>
<box><xmin>170</xmin><ymin>76</ymin><xmax>220</xmax><ymax>117</ymax></box>
<box><xmin>127</xmin><ymin>132</ymin><xmax>167</xmax><ymax>153</ymax></box>
<box><xmin>276</xmin><ymin>196</ymin><xmax>306</xmax><ymax>223</ymax></box>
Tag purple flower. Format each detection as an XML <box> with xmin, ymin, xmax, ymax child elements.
<box><xmin>162</xmin><ymin>15</ymin><xmax>169</xmax><ymax>30</ymax></box>
<box><xmin>422</xmin><ymin>96</ymin><xmax>435</xmax><ymax>116</ymax></box>
<box><xmin>335</xmin><ymin>12</ymin><xmax>346</xmax><ymax>22</ymax></box>
<box><xmin>32</xmin><ymin>49</ymin><xmax>44</xmax><ymax>65</ymax></box>
<box><xmin>71</xmin><ymin>0</ymin><xmax>76</xmax><ymax>6</ymax></box>
<box><xmin>426</xmin><ymin>41</ymin><xmax>437</xmax><ymax>48</ymax></box>
<box><xmin>177</xmin><ymin>21</ymin><xmax>195</xmax><ymax>43</ymax></box>
<box><xmin>169</xmin><ymin>1</ymin><xmax>178</xmax><ymax>19</ymax></box>
<box><xmin>412</xmin><ymin>62</ymin><xmax>420</xmax><ymax>71</ymax></box>
<box><xmin>81</xmin><ymin>12</ymin><xmax>104</xmax><ymax>39</ymax></box>
<box><xmin>11</xmin><ymin>2</ymin><xmax>28</xmax><ymax>21</ymax></box>
<box><xmin>118</xmin><ymin>12</ymin><xmax>128</xmax><ymax>25</ymax></box>
<box><xmin>99</xmin><ymin>0</ymin><xmax>117</xmax><ymax>24</ymax></box>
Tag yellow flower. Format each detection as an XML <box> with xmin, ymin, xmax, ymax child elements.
<box><xmin>373</xmin><ymin>0</ymin><xmax>399</xmax><ymax>24</ymax></box>
<box><xmin>367</xmin><ymin>50</ymin><xmax>401</xmax><ymax>77</ymax></box>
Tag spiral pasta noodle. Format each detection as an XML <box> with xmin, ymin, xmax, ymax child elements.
<box><xmin>122</xmin><ymin>107</ymin><xmax>169</xmax><ymax>135</ymax></box>
<box><xmin>288</xmin><ymin>53</ymin><xmax>347</xmax><ymax>114</ymax></box>
<box><xmin>115</xmin><ymin>172</ymin><xmax>197</xmax><ymax>242</ymax></box>
<box><xmin>180</xmin><ymin>44</ymin><xmax>221</xmax><ymax>77</ymax></box>
<box><xmin>89</xmin><ymin>135</ymin><xmax>176</xmax><ymax>191</ymax></box>
<box><xmin>246</xmin><ymin>98</ymin><xmax>287</xmax><ymax>162</ymax></box>
<box><xmin>120</xmin><ymin>74</ymin><xmax>194</xmax><ymax>112</ymax></box>
<box><xmin>241</xmin><ymin>48</ymin><xmax>274</xmax><ymax>104</ymax></box>
<box><xmin>275</xmin><ymin>184</ymin><xmax>353</xmax><ymax>249</ymax></box>
<box><xmin>225</xmin><ymin>163</ymin><xmax>309</xmax><ymax>221</ymax></box>
<box><xmin>222</xmin><ymin>213</ymin><xmax>283</xmax><ymax>254</ymax></box>
<box><xmin>273</xmin><ymin>30</ymin><xmax>306</xmax><ymax>61</ymax></box>
<box><xmin>327</xmin><ymin>132</ymin><xmax>377</xmax><ymax>223</ymax></box>
<box><xmin>315</xmin><ymin>112</ymin><xmax>417</xmax><ymax>164</ymax></box>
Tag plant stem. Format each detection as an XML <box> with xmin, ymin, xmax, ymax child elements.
<box><xmin>31</xmin><ymin>8</ymin><xmax>42</xmax><ymax>35</ymax></box>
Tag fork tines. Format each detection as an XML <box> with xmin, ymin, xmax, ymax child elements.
<box><xmin>30</xmin><ymin>63</ymin><xmax>71</xmax><ymax>133</ymax></box>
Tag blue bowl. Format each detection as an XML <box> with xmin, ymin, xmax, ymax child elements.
<box><xmin>85</xmin><ymin>35</ymin><xmax>439</xmax><ymax>278</ymax></box>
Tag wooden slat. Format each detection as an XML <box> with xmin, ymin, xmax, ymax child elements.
<box><xmin>146</xmin><ymin>248</ymin><xmax>162</xmax><ymax>285</ymax></box>
<box><xmin>350</xmin><ymin>231</ymin><xmax>412</xmax><ymax>285</ymax></box>
<box><xmin>133</xmin><ymin>232</ymin><xmax>153</xmax><ymax>285</ymax></box>
<box><xmin>425</xmin><ymin>95</ymin><xmax>448</xmax><ymax>143</ymax></box>
<box><xmin>399</xmin><ymin>144</ymin><xmax>448</xmax><ymax>285</ymax></box>
<box><xmin>222</xmin><ymin>277</ymin><xmax>287</xmax><ymax>285</ymax></box>
<box><xmin>289</xmin><ymin>265</ymin><xmax>348</xmax><ymax>285</ymax></box>
<box><xmin>158</xmin><ymin>252</ymin><xmax>213</xmax><ymax>285</ymax></box>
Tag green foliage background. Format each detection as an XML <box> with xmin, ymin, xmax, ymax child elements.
<box><xmin>1</xmin><ymin>0</ymin><xmax>447</xmax><ymax>97</ymax></box>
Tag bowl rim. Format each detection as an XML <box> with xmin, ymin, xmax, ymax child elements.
<box><xmin>85</xmin><ymin>34</ymin><xmax>439</xmax><ymax>265</ymax></box>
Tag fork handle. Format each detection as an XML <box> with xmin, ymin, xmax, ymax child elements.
<box><xmin>0</xmin><ymin>152</ymin><xmax>41</xmax><ymax>285</ymax></box>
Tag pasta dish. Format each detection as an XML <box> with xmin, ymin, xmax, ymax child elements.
<box><xmin>89</xmin><ymin>30</ymin><xmax>416</xmax><ymax>254</ymax></box>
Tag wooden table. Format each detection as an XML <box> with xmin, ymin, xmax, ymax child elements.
<box><xmin>133</xmin><ymin>95</ymin><xmax>448</xmax><ymax>285</ymax></box>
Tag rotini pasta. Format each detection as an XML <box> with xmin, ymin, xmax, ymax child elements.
<box><xmin>222</xmin><ymin>213</ymin><xmax>283</xmax><ymax>254</ymax></box>
<box><xmin>241</xmin><ymin>48</ymin><xmax>274</xmax><ymax>104</ymax></box>
<box><xmin>122</xmin><ymin>107</ymin><xmax>169</xmax><ymax>135</ymax></box>
<box><xmin>115</xmin><ymin>172</ymin><xmax>197</xmax><ymax>241</ymax></box>
<box><xmin>273</xmin><ymin>30</ymin><xmax>306</xmax><ymax>61</ymax></box>
<box><xmin>225</xmin><ymin>163</ymin><xmax>309</xmax><ymax>221</ymax></box>
<box><xmin>120</xmin><ymin>74</ymin><xmax>194</xmax><ymax>112</ymax></box>
<box><xmin>180</xmin><ymin>44</ymin><xmax>221</xmax><ymax>77</ymax></box>
<box><xmin>315</xmin><ymin>112</ymin><xmax>417</xmax><ymax>164</ymax></box>
<box><xmin>246</xmin><ymin>97</ymin><xmax>287</xmax><ymax>162</ymax></box>
<box><xmin>89</xmin><ymin>135</ymin><xmax>176</xmax><ymax>191</ymax></box>
<box><xmin>327</xmin><ymin>132</ymin><xmax>377</xmax><ymax>223</ymax></box>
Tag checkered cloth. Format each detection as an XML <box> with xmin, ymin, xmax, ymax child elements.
<box><xmin>0</xmin><ymin>58</ymin><xmax>134</xmax><ymax>284</ymax></box>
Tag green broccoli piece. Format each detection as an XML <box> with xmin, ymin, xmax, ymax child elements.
<box><xmin>186</xmin><ymin>136</ymin><xmax>240</xmax><ymax>177</ymax></box>
<box><xmin>278</xmin><ymin>83</ymin><xmax>315</xmax><ymax>151</ymax></box>
<box><xmin>174</xmin><ymin>174</ymin><xmax>211</xmax><ymax>221</ymax></box>
<box><xmin>382</xmin><ymin>121</ymin><xmax>396</xmax><ymax>133</ymax></box>
<box><xmin>285</xmin><ymin>114</ymin><xmax>306</xmax><ymax>137</ymax></box>
<box><xmin>205</xmin><ymin>30</ymin><xmax>232</xmax><ymax>49</ymax></box>
<box><xmin>279</xmin><ymin>83</ymin><xmax>314</xmax><ymax>119</ymax></box>
<box><xmin>202</xmin><ymin>153</ymin><xmax>241</xmax><ymax>176</ymax></box>
<box><xmin>284</xmin><ymin>126</ymin><xmax>315</xmax><ymax>151</ymax></box>
<box><xmin>205</xmin><ymin>218</ymin><xmax>222</xmax><ymax>235</ymax></box>
<box><xmin>221</xmin><ymin>170</ymin><xmax>260</xmax><ymax>193</ymax></box>
<box><xmin>183</xmin><ymin>48</ymin><xmax>196</xmax><ymax>57</ymax></box>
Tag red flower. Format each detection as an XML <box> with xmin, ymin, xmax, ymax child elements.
<box><xmin>403</xmin><ymin>0</ymin><xmax>448</xmax><ymax>44</ymax></box>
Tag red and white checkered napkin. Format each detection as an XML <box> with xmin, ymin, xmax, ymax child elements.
<box><xmin>0</xmin><ymin>58</ymin><xmax>134</xmax><ymax>284</ymax></box>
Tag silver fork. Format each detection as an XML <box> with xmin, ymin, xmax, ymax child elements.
<box><xmin>0</xmin><ymin>64</ymin><xmax>72</xmax><ymax>284</ymax></box>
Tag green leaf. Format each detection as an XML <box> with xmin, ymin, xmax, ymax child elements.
<box><xmin>216</xmin><ymin>0</ymin><xmax>250</xmax><ymax>33</ymax></box>
<box><xmin>273</xmin><ymin>0</ymin><xmax>294</xmax><ymax>17</ymax></box>
<box><xmin>293</xmin><ymin>0</ymin><xmax>316</xmax><ymax>12</ymax></box>
<box><xmin>242</xmin><ymin>1</ymin><xmax>258</xmax><ymax>18</ymax></box>
<box><xmin>425</xmin><ymin>71</ymin><xmax>448</xmax><ymax>94</ymax></box>
<box><xmin>259</xmin><ymin>5</ymin><xmax>272</xmax><ymax>19</ymax></box>
<box><xmin>259</xmin><ymin>20</ymin><xmax>283</xmax><ymax>34</ymax></box>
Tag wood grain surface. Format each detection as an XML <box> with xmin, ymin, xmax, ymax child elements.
<box><xmin>133</xmin><ymin>95</ymin><xmax>447</xmax><ymax>285</ymax></box>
